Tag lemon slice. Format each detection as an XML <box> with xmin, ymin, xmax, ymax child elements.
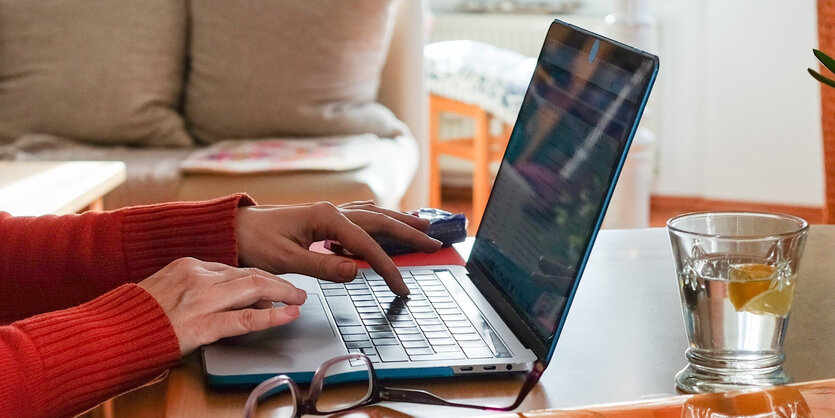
<box><xmin>727</xmin><ymin>263</ymin><xmax>775</xmax><ymax>311</ymax></box>
<box><xmin>741</xmin><ymin>277</ymin><xmax>796</xmax><ymax>317</ymax></box>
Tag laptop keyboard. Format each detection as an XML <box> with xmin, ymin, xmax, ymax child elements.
<box><xmin>319</xmin><ymin>269</ymin><xmax>496</xmax><ymax>363</ymax></box>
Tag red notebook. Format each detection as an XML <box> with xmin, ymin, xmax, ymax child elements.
<box><xmin>309</xmin><ymin>241</ymin><xmax>466</xmax><ymax>268</ymax></box>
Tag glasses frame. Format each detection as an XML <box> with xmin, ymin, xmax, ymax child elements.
<box><xmin>244</xmin><ymin>353</ymin><xmax>546</xmax><ymax>417</ymax></box>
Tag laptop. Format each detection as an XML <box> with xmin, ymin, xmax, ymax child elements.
<box><xmin>202</xmin><ymin>19</ymin><xmax>659</xmax><ymax>386</ymax></box>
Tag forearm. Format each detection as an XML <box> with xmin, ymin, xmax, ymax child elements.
<box><xmin>0</xmin><ymin>193</ymin><xmax>255</xmax><ymax>322</ymax></box>
<box><xmin>0</xmin><ymin>284</ymin><xmax>180</xmax><ymax>418</ymax></box>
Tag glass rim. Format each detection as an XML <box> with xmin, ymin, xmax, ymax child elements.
<box><xmin>666</xmin><ymin>211</ymin><xmax>809</xmax><ymax>240</ymax></box>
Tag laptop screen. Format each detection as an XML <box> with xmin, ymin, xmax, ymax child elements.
<box><xmin>468</xmin><ymin>20</ymin><xmax>658</xmax><ymax>355</ymax></box>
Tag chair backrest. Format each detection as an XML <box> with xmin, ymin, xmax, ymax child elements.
<box><xmin>818</xmin><ymin>1</ymin><xmax>835</xmax><ymax>223</ymax></box>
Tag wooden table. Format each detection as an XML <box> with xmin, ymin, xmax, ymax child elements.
<box><xmin>0</xmin><ymin>161</ymin><xmax>126</xmax><ymax>215</ymax></box>
<box><xmin>109</xmin><ymin>227</ymin><xmax>835</xmax><ymax>417</ymax></box>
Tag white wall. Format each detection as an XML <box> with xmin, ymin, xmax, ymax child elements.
<box><xmin>650</xmin><ymin>0</ymin><xmax>823</xmax><ymax>206</ymax></box>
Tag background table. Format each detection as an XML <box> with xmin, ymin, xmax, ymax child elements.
<box><xmin>110</xmin><ymin>227</ymin><xmax>835</xmax><ymax>417</ymax></box>
<box><xmin>0</xmin><ymin>161</ymin><xmax>126</xmax><ymax>215</ymax></box>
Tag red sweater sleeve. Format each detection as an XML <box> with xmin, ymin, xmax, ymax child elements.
<box><xmin>0</xmin><ymin>284</ymin><xmax>180</xmax><ymax>418</ymax></box>
<box><xmin>0</xmin><ymin>193</ymin><xmax>255</xmax><ymax>322</ymax></box>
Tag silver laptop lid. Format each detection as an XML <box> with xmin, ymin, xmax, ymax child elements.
<box><xmin>465</xmin><ymin>19</ymin><xmax>659</xmax><ymax>363</ymax></box>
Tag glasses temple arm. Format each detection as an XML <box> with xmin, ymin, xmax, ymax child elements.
<box><xmin>378</xmin><ymin>360</ymin><xmax>546</xmax><ymax>412</ymax></box>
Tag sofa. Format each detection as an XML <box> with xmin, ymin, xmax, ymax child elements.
<box><xmin>0</xmin><ymin>0</ymin><xmax>429</xmax><ymax>211</ymax></box>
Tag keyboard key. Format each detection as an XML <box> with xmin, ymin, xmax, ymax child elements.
<box><xmin>428</xmin><ymin>338</ymin><xmax>457</xmax><ymax>346</ymax></box>
<box><xmin>369</xmin><ymin>331</ymin><xmax>395</xmax><ymax>339</ymax></box>
<box><xmin>370</xmin><ymin>285</ymin><xmax>390</xmax><ymax>292</ymax></box>
<box><xmin>441</xmin><ymin>314</ymin><xmax>468</xmax><ymax>322</ymax></box>
<box><xmin>361</xmin><ymin>347</ymin><xmax>378</xmax><ymax>356</ymax></box>
<box><xmin>323</xmin><ymin>289</ymin><xmax>348</xmax><ymax>297</ymax></box>
<box><xmin>428</xmin><ymin>296</ymin><xmax>454</xmax><ymax>303</ymax></box>
<box><xmin>365</xmin><ymin>325</ymin><xmax>392</xmax><ymax>333</ymax></box>
<box><xmin>398</xmin><ymin>333</ymin><xmax>425</xmax><ymax>341</ymax></box>
<box><xmin>463</xmin><ymin>346</ymin><xmax>494</xmax><ymax>359</ymax></box>
<box><xmin>419</xmin><ymin>324</ymin><xmax>446</xmax><ymax>332</ymax></box>
<box><xmin>407</xmin><ymin>306</ymin><xmax>434</xmax><ymax>313</ymax></box>
<box><xmin>377</xmin><ymin>345</ymin><xmax>409</xmax><ymax>362</ymax></box>
<box><xmin>348</xmin><ymin>289</ymin><xmax>371</xmax><ymax>296</ymax></box>
<box><xmin>405</xmin><ymin>300</ymin><xmax>430</xmax><ymax>307</ymax></box>
<box><xmin>353</xmin><ymin>300</ymin><xmax>378</xmax><ymax>307</ymax></box>
<box><xmin>416</xmin><ymin>318</ymin><xmax>443</xmax><ymax>326</ymax></box>
<box><xmin>448</xmin><ymin>326</ymin><xmax>477</xmax><ymax>335</ymax></box>
<box><xmin>432</xmin><ymin>302</ymin><xmax>458</xmax><ymax>309</ymax></box>
<box><xmin>359</xmin><ymin>312</ymin><xmax>384</xmax><ymax>319</ymax></box>
<box><xmin>367</xmin><ymin>355</ymin><xmax>381</xmax><ymax>363</ymax></box>
<box><xmin>424</xmin><ymin>291</ymin><xmax>447</xmax><ymax>297</ymax></box>
<box><xmin>424</xmin><ymin>331</ymin><xmax>451</xmax><ymax>339</ymax></box>
<box><xmin>410</xmin><ymin>352</ymin><xmax>465</xmax><ymax>361</ymax></box>
<box><xmin>436</xmin><ymin>308</ymin><xmax>462</xmax><ymax>316</ymax></box>
<box><xmin>402</xmin><ymin>340</ymin><xmax>429</xmax><ymax>348</ymax></box>
<box><xmin>394</xmin><ymin>327</ymin><xmax>421</xmax><ymax>335</ymax></box>
<box><xmin>412</xmin><ymin>312</ymin><xmax>438</xmax><ymax>319</ymax></box>
<box><xmin>405</xmin><ymin>347</ymin><xmax>434</xmax><ymax>356</ymax></box>
<box><xmin>458</xmin><ymin>339</ymin><xmax>487</xmax><ymax>347</ymax></box>
<box><xmin>320</xmin><ymin>283</ymin><xmax>344</xmax><ymax>289</ymax></box>
<box><xmin>363</xmin><ymin>319</ymin><xmax>388</xmax><ymax>326</ymax></box>
<box><xmin>372</xmin><ymin>338</ymin><xmax>400</xmax><ymax>346</ymax></box>
<box><xmin>342</xmin><ymin>334</ymin><xmax>370</xmax><ymax>342</ymax></box>
<box><xmin>346</xmin><ymin>283</ymin><xmax>369</xmax><ymax>290</ymax></box>
<box><xmin>444</xmin><ymin>320</ymin><xmax>470</xmax><ymax>328</ymax></box>
<box><xmin>433</xmin><ymin>345</ymin><xmax>462</xmax><ymax>352</ymax></box>
<box><xmin>350</xmin><ymin>294</ymin><xmax>375</xmax><ymax>301</ymax></box>
<box><xmin>338</xmin><ymin>326</ymin><xmax>365</xmax><ymax>335</ymax></box>
<box><xmin>357</xmin><ymin>306</ymin><xmax>381</xmax><ymax>313</ymax></box>
<box><xmin>454</xmin><ymin>333</ymin><xmax>482</xmax><ymax>341</ymax></box>
<box><xmin>326</xmin><ymin>296</ymin><xmax>362</xmax><ymax>326</ymax></box>
<box><xmin>346</xmin><ymin>341</ymin><xmax>373</xmax><ymax>349</ymax></box>
<box><xmin>409</xmin><ymin>270</ymin><xmax>435</xmax><ymax>276</ymax></box>
<box><xmin>419</xmin><ymin>285</ymin><xmax>445</xmax><ymax>292</ymax></box>
<box><xmin>390</xmin><ymin>320</ymin><xmax>417</xmax><ymax>328</ymax></box>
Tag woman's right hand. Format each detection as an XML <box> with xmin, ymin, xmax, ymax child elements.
<box><xmin>138</xmin><ymin>257</ymin><xmax>306</xmax><ymax>355</ymax></box>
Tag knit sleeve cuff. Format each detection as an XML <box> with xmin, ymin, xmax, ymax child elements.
<box><xmin>12</xmin><ymin>284</ymin><xmax>180</xmax><ymax>418</ymax></box>
<box><xmin>120</xmin><ymin>193</ymin><xmax>256</xmax><ymax>281</ymax></box>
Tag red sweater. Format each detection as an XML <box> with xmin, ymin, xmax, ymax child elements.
<box><xmin>0</xmin><ymin>194</ymin><xmax>255</xmax><ymax>417</ymax></box>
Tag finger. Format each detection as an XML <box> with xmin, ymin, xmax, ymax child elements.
<box><xmin>215</xmin><ymin>272</ymin><xmax>307</xmax><ymax>310</ymax></box>
<box><xmin>345</xmin><ymin>210</ymin><xmax>442</xmax><ymax>253</ymax></box>
<box><xmin>344</xmin><ymin>205</ymin><xmax>430</xmax><ymax>231</ymax></box>
<box><xmin>275</xmin><ymin>244</ymin><xmax>359</xmax><ymax>283</ymax></box>
<box><xmin>209</xmin><ymin>305</ymin><xmax>301</xmax><ymax>341</ymax></box>
<box><xmin>338</xmin><ymin>200</ymin><xmax>376</xmax><ymax>208</ymax></box>
<box><xmin>312</xmin><ymin>206</ymin><xmax>409</xmax><ymax>296</ymax></box>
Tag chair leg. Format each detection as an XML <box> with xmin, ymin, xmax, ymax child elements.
<box><xmin>471</xmin><ymin>108</ymin><xmax>490</xmax><ymax>229</ymax></box>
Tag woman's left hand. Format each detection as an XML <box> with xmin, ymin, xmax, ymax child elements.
<box><xmin>236</xmin><ymin>201</ymin><xmax>442</xmax><ymax>296</ymax></box>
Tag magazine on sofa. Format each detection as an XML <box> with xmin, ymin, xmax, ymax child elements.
<box><xmin>179</xmin><ymin>134</ymin><xmax>378</xmax><ymax>174</ymax></box>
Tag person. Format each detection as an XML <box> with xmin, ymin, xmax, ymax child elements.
<box><xmin>0</xmin><ymin>193</ymin><xmax>442</xmax><ymax>417</ymax></box>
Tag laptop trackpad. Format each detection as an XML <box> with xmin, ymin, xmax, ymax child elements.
<box><xmin>203</xmin><ymin>293</ymin><xmax>345</xmax><ymax>376</ymax></box>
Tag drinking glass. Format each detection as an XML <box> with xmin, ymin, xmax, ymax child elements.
<box><xmin>667</xmin><ymin>212</ymin><xmax>808</xmax><ymax>394</ymax></box>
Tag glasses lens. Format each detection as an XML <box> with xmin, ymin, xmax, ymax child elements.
<box><xmin>243</xmin><ymin>376</ymin><xmax>297</xmax><ymax>418</ymax></box>
<box><xmin>315</xmin><ymin>356</ymin><xmax>373</xmax><ymax>413</ymax></box>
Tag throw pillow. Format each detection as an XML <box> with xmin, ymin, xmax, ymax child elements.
<box><xmin>184</xmin><ymin>0</ymin><xmax>407</xmax><ymax>144</ymax></box>
<box><xmin>0</xmin><ymin>0</ymin><xmax>192</xmax><ymax>147</ymax></box>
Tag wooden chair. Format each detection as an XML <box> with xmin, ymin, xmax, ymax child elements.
<box><xmin>428</xmin><ymin>93</ymin><xmax>512</xmax><ymax>228</ymax></box>
<box><xmin>819</xmin><ymin>0</ymin><xmax>835</xmax><ymax>222</ymax></box>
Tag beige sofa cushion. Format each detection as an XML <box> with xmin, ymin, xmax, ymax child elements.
<box><xmin>0</xmin><ymin>0</ymin><xmax>191</xmax><ymax>147</ymax></box>
<box><xmin>185</xmin><ymin>0</ymin><xmax>407</xmax><ymax>144</ymax></box>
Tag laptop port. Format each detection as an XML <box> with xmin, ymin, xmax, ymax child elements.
<box><xmin>483</xmin><ymin>365</ymin><xmax>496</xmax><ymax>370</ymax></box>
<box><xmin>460</xmin><ymin>366</ymin><xmax>473</xmax><ymax>371</ymax></box>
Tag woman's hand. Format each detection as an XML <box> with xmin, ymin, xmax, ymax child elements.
<box><xmin>138</xmin><ymin>257</ymin><xmax>307</xmax><ymax>355</ymax></box>
<box><xmin>236</xmin><ymin>201</ymin><xmax>442</xmax><ymax>296</ymax></box>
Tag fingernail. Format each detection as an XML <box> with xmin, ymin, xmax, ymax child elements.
<box><xmin>286</xmin><ymin>305</ymin><xmax>300</xmax><ymax>316</ymax></box>
<box><xmin>297</xmin><ymin>289</ymin><xmax>307</xmax><ymax>301</ymax></box>
<box><xmin>339</xmin><ymin>262</ymin><xmax>356</xmax><ymax>280</ymax></box>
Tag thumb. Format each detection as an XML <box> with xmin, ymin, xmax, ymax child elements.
<box><xmin>281</xmin><ymin>246</ymin><xmax>358</xmax><ymax>282</ymax></box>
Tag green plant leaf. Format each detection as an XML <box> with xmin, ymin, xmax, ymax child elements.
<box><xmin>814</xmin><ymin>49</ymin><xmax>835</xmax><ymax>74</ymax></box>
<box><xmin>809</xmin><ymin>68</ymin><xmax>835</xmax><ymax>88</ymax></box>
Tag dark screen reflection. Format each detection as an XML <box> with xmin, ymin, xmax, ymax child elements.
<box><xmin>470</xmin><ymin>24</ymin><xmax>655</xmax><ymax>343</ymax></box>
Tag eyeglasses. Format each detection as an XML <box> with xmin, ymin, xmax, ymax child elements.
<box><xmin>243</xmin><ymin>354</ymin><xmax>546</xmax><ymax>418</ymax></box>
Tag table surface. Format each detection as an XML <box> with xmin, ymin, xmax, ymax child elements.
<box><xmin>0</xmin><ymin>161</ymin><xmax>126</xmax><ymax>216</ymax></box>
<box><xmin>114</xmin><ymin>226</ymin><xmax>835</xmax><ymax>417</ymax></box>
